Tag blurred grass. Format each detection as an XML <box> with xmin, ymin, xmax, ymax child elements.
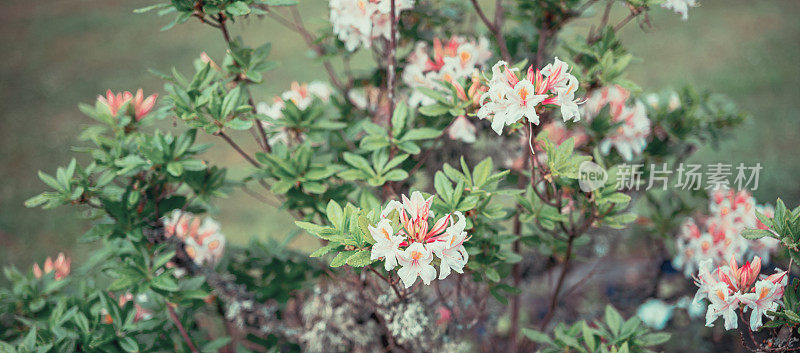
<box><xmin>1</xmin><ymin>0</ymin><xmax>798</xmax><ymax>269</ymax></box>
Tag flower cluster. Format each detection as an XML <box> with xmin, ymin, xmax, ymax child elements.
<box><xmin>645</xmin><ymin>90</ymin><xmax>681</xmax><ymax>112</ymax></box>
<box><xmin>403</xmin><ymin>36</ymin><xmax>492</xmax><ymax>107</ymax></box>
<box><xmin>163</xmin><ymin>210</ymin><xmax>226</xmax><ymax>267</ymax></box>
<box><xmin>256</xmin><ymin>81</ymin><xmax>332</xmax><ymax>145</ymax></box>
<box><xmin>32</xmin><ymin>252</ymin><xmax>71</xmax><ymax>280</ymax></box>
<box><xmin>662</xmin><ymin>0</ymin><xmax>698</xmax><ymax>21</ymax></box>
<box><xmin>329</xmin><ymin>0</ymin><xmax>415</xmax><ymax>52</ymax></box>
<box><xmin>582</xmin><ymin>85</ymin><xmax>651</xmax><ymax>161</ymax></box>
<box><xmin>370</xmin><ymin>191</ymin><xmax>470</xmax><ymax>288</ymax></box>
<box><xmin>97</xmin><ymin>89</ymin><xmax>157</xmax><ymax>121</ymax></box>
<box><xmin>102</xmin><ymin>293</ymin><xmax>152</xmax><ymax>324</ymax></box>
<box><xmin>693</xmin><ymin>256</ymin><xmax>787</xmax><ymax>330</ymax></box>
<box><xmin>673</xmin><ymin>190</ymin><xmax>779</xmax><ymax>277</ymax></box>
<box><xmin>478</xmin><ymin>58</ymin><xmax>581</xmax><ymax>135</ymax></box>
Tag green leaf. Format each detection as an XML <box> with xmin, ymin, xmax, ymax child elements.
<box><xmin>599</xmin><ymin>192</ymin><xmax>631</xmax><ymax>205</ymax></box>
<box><xmin>472</xmin><ymin>157</ymin><xmax>493</xmax><ymax>187</ymax></box>
<box><xmin>152</xmin><ymin>251</ymin><xmax>176</xmax><ymax>270</ymax></box>
<box><xmin>24</xmin><ymin>193</ymin><xmax>50</xmax><ymax>208</ymax></box>
<box><xmin>605</xmin><ymin>305</ymin><xmax>624</xmax><ymax>336</ymax></box>
<box><xmin>120</xmin><ymin>337</ymin><xmax>139</xmax><ymax>353</ymax></box>
<box><xmin>419</xmin><ymin>103</ymin><xmax>450</xmax><ymax>117</ymax></box>
<box><xmin>403</xmin><ymin>128</ymin><xmax>441</xmax><ymax>141</ymax></box>
<box><xmin>152</xmin><ymin>273</ymin><xmax>180</xmax><ymax>292</ymax></box>
<box><xmin>201</xmin><ymin>337</ymin><xmax>232</xmax><ymax>353</ymax></box>
<box><xmin>166</xmin><ymin>162</ymin><xmax>184</xmax><ymax>177</ymax></box>
<box><xmin>220</xmin><ymin>86</ymin><xmax>243</xmax><ymax>118</ymax></box>
<box><xmin>326</xmin><ymin>201</ymin><xmax>344</xmax><ymax>228</ymax></box>
<box><xmin>638</xmin><ymin>332</ymin><xmax>671</xmax><ymax>346</ymax></box>
<box><xmin>741</xmin><ymin>228</ymin><xmax>774</xmax><ymax>240</ymax></box>
<box><xmin>521</xmin><ymin>328</ymin><xmax>554</xmax><ymax>346</ymax></box>
<box><xmin>330</xmin><ymin>251</ymin><xmax>352</xmax><ymax>267</ymax></box>
<box><xmin>391</xmin><ymin>102</ymin><xmax>408</xmax><ymax>136</ymax></box>
<box><xmin>485</xmin><ymin>267</ymin><xmax>500</xmax><ymax>282</ymax></box>
<box><xmin>225</xmin><ymin>117</ymin><xmax>253</xmax><ymax>130</ymax></box>
<box><xmin>310</xmin><ymin>243</ymin><xmax>340</xmax><ymax>257</ymax></box>
<box><xmin>384</xmin><ymin>169</ymin><xmax>408</xmax><ymax>181</ymax></box>
<box><xmin>226</xmin><ymin>2</ymin><xmax>251</xmax><ymax>16</ymax></box>
<box><xmin>345</xmin><ymin>250</ymin><xmax>373</xmax><ymax>267</ymax></box>
<box><xmin>343</xmin><ymin>152</ymin><xmax>373</xmax><ymax>173</ymax></box>
<box><xmin>582</xmin><ymin>321</ymin><xmax>597</xmax><ymax>352</ymax></box>
<box><xmin>38</xmin><ymin>171</ymin><xmax>63</xmax><ymax>191</ymax></box>
<box><xmin>107</xmin><ymin>275</ymin><xmax>141</xmax><ymax>292</ymax></box>
<box><xmin>554</xmin><ymin>327</ymin><xmax>583</xmax><ymax>350</ymax></box>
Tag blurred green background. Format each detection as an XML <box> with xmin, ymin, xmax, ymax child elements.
<box><xmin>1</xmin><ymin>0</ymin><xmax>798</xmax><ymax>269</ymax></box>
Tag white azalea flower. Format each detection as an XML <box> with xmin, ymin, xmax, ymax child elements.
<box><xmin>662</xmin><ymin>0</ymin><xmax>698</xmax><ymax>21</ymax></box>
<box><xmin>403</xmin><ymin>36</ymin><xmax>493</xmax><ymax>107</ymax></box>
<box><xmin>506</xmin><ymin>80</ymin><xmax>548</xmax><ymax>126</ymax></box>
<box><xmin>163</xmin><ymin>211</ymin><xmax>226</xmax><ymax>267</ymax></box>
<box><xmin>329</xmin><ymin>0</ymin><xmax>414</xmax><ymax>51</ymax></box>
<box><xmin>597</xmin><ymin>100</ymin><xmax>651</xmax><ymax>161</ymax></box>
<box><xmin>556</xmin><ymin>76</ymin><xmax>581</xmax><ymax>122</ymax></box>
<box><xmin>369</xmin><ymin>218</ymin><xmax>404</xmax><ymax>271</ymax></box>
<box><xmin>739</xmin><ymin>279</ymin><xmax>784</xmax><ymax>331</ymax></box>
<box><xmin>540</xmin><ymin>56</ymin><xmax>574</xmax><ymax>92</ymax></box>
<box><xmin>402</xmin><ymin>191</ymin><xmax>433</xmax><ymax>221</ymax></box>
<box><xmin>431</xmin><ymin>212</ymin><xmax>469</xmax><ymax>280</ymax></box>
<box><xmin>704</xmin><ymin>282</ymin><xmax>740</xmax><ymax>330</ymax></box>
<box><xmin>397</xmin><ymin>243</ymin><xmax>436</xmax><ymax>288</ymax></box>
<box><xmin>380</xmin><ymin>200</ymin><xmax>403</xmax><ymax>219</ymax></box>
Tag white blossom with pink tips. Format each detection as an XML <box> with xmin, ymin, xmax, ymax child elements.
<box><xmin>368</xmin><ymin>218</ymin><xmax>404</xmax><ymax>271</ymax></box>
<box><xmin>370</xmin><ymin>191</ymin><xmax>471</xmax><ymax>288</ymax></box>
<box><xmin>329</xmin><ymin>0</ymin><xmax>414</xmax><ymax>52</ymax></box>
<box><xmin>693</xmin><ymin>255</ymin><xmax>787</xmax><ymax>331</ymax></box>
<box><xmin>478</xmin><ymin>57</ymin><xmax>582</xmax><ymax>135</ymax></box>
<box><xmin>674</xmin><ymin>190</ymin><xmax>781</xmax><ymax>278</ymax></box>
<box><xmin>397</xmin><ymin>243</ymin><xmax>437</xmax><ymax>288</ymax></box>
<box><xmin>582</xmin><ymin>85</ymin><xmax>651</xmax><ymax>161</ymax></box>
<box><xmin>256</xmin><ymin>81</ymin><xmax>332</xmax><ymax>146</ymax></box>
<box><xmin>402</xmin><ymin>36</ymin><xmax>492</xmax><ymax>107</ymax></box>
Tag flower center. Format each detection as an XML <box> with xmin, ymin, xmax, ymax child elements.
<box><xmin>411</xmin><ymin>250</ymin><xmax>422</xmax><ymax>261</ymax></box>
<box><xmin>518</xmin><ymin>86</ymin><xmax>529</xmax><ymax>102</ymax></box>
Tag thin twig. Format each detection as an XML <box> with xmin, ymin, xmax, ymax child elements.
<box><xmin>167</xmin><ymin>304</ymin><xmax>200</xmax><ymax>353</ymax></box>
<box><xmin>217</xmin><ymin>131</ymin><xmax>261</xmax><ymax>168</ymax></box>
<box><xmin>469</xmin><ymin>0</ymin><xmax>512</xmax><ymax>62</ymax></box>
<box><xmin>538</xmin><ymin>233</ymin><xmax>576</xmax><ymax>330</ymax></box>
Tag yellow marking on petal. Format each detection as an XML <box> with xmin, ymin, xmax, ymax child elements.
<box><xmin>459</xmin><ymin>51</ymin><xmax>471</xmax><ymax>65</ymax></box>
<box><xmin>716</xmin><ymin>289</ymin><xmax>726</xmax><ymax>301</ymax></box>
<box><xmin>382</xmin><ymin>228</ymin><xmax>391</xmax><ymax>241</ymax></box>
<box><xmin>208</xmin><ymin>240</ymin><xmax>220</xmax><ymax>250</ymax></box>
<box><xmin>186</xmin><ymin>246</ymin><xmax>196</xmax><ymax>259</ymax></box>
<box><xmin>566</xmin><ymin>82</ymin><xmax>576</xmax><ymax>96</ymax></box>
<box><xmin>760</xmin><ymin>287</ymin><xmax>771</xmax><ymax>300</ymax></box>
<box><xmin>518</xmin><ymin>86</ymin><xmax>528</xmax><ymax>100</ymax></box>
<box><xmin>411</xmin><ymin>251</ymin><xmax>422</xmax><ymax>261</ymax></box>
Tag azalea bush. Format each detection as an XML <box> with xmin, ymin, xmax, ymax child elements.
<box><xmin>2</xmin><ymin>0</ymin><xmax>797</xmax><ymax>352</ymax></box>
